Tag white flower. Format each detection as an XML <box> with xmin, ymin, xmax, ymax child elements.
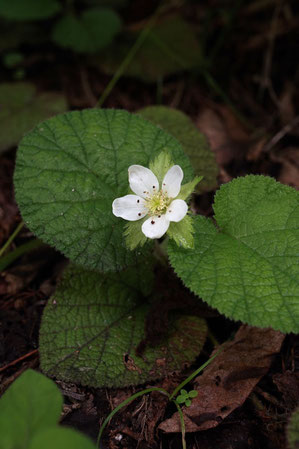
<box><xmin>112</xmin><ymin>164</ymin><xmax>188</xmax><ymax>239</ymax></box>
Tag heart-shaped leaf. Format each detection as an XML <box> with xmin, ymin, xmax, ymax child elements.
<box><xmin>14</xmin><ymin>109</ymin><xmax>193</xmax><ymax>272</ymax></box>
<box><xmin>52</xmin><ymin>8</ymin><xmax>122</xmax><ymax>53</ymax></box>
<box><xmin>39</xmin><ymin>263</ymin><xmax>207</xmax><ymax>387</ymax></box>
<box><xmin>0</xmin><ymin>82</ymin><xmax>67</xmax><ymax>153</ymax></box>
<box><xmin>138</xmin><ymin>106</ymin><xmax>218</xmax><ymax>192</ymax></box>
<box><xmin>168</xmin><ymin>176</ymin><xmax>299</xmax><ymax>333</ymax></box>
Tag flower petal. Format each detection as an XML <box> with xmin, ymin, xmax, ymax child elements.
<box><xmin>112</xmin><ymin>195</ymin><xmax>147</xmax><ymax>221</ymax></box>
<box><xmin>162</xmin><ymin>165</ymin><xmax>183</xmax><ymax>198</ymax></box>
<box><xmin>166</xmin><ymin>199</ymin><xmax>188</xmax><ymax>222</ymax></box>
<box><xmin>142</xmin><ymin>215</ymin><xmax>170</xmax><ymax>239</ymax></box>
<box><xmin>128</xmin><ymin>165</ymin><xmax>159</xmax><ymax>199</ymax></box>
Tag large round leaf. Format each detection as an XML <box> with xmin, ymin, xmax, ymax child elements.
<box><xmin>14</xmin><ymin>109</ymin><xmax>193</xmax><ymax>272</ymax></box>
<box><xmin>39</xmin><ymin>264</ymin><xmax>207</xmax><ymax>388</ymax></box>
<box><xmin>168</xmin><ymin>176</ymin><xmax>299</xmax><ymax>333</ymax></box>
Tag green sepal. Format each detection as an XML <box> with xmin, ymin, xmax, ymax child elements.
<box><xmin>167</xmin><ymin>215</ymin><xmax>194</xmax><ymax>249</ymax></box>
<box><xmin>124</xmin><ymin>218</ymin><xmax>148</xmax><ymax>250</ymax></box>
<box><xmin>149</xmin><ymin>151</ymin><xmax>174</xmax><ymax>185</ymax></box>
<box><xmin>178</xmin><ymin>176</ymin><xmax>203</xmax><ymax>201</ymax></box>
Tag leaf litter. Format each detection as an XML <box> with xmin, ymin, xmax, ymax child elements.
<box><xmin>159</xmin><ymin>325</ymin><xmax>285</xmax><ymax>433</ymax></box>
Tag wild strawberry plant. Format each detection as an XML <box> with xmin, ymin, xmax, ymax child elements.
<box><xmin>13</xmin><ymin>108</ymin><xmax>299</xmax><ymax>388</ymax></box>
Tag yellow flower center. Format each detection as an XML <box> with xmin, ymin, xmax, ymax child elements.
<box><xmin>146</xmin><ymin>190</ymin><xmax>171</xmax><ymax>216</ymax></box>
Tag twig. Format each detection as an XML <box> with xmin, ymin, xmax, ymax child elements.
<box><xmin>262</xmin><ymin>115</ymin><xmax>299</xmax><ymax>152</ymax></box>
<box><xmin>259</xmin><ymin>0</ymin><xmax>282</xmax><ymax>104</ymax></box>
<box><xmin>0</xmin><ymin>349</ymin><xmax>39</xmax><ymax>373</ymax></box>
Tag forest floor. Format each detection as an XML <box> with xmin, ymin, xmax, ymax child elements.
<box><xmin>1</xmin><ymin>1</ymin><xmax>299</xmax><ymax>448</ymax></box>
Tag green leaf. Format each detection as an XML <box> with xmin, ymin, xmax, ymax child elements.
<box><xmin>29</xmin><ymin>427</ymin><xmax>97</xmax><ymax>449</ymax></box>
<box><xmin>287</xmin><ymin>407</ymin><xmax>299</xmax><ymax>449</ymax></box>
<box><xmin>124</xmin><ymin>217</ymin><xmax>147</xmax><ymax>250</ymax></box>
<box><xmin>99</xmin><ymin>15</ymin><xmax>203</xmax><ymax>82</ymax></box>
<box><xmin>149</xmin><ymin>151</ymin><xmax>174</xmax><ymax>185</ymax></box>
<box><xmin>168</xmin><ymin>215</ymin><xmax>195</xmax><ymax>249</ymax></box>
<box><xmin>168</xmin><ymin>176</ymin><xmax>299</xmax><ymax>333</ymax></box>
<box><xmin>0</xmin><ymin>369</ymin><xmax>62</xmax><ymax>449</ymax></box>
<box><xmin>176</xmin><ymin>395</ymin><xmax>186</xmax><ymax>404</ymax></box>
<box><xmin>0</xmin><ymin>0</ymin><xmax>61</xmax><ymax>21</ymax></box>
<box><xmin>52</xmin><ymin>8</ymin><xmax>122</xmax><ymax>53</ymax></box>
<box><xmin>0</xmin><ymin>82</ymin><xmax>67</xmax><ymax>153</ymax></box>
<box><xmin>138</xmin><ymin>106</ymin><xmax>218</xmax><ymax>192</ymax></box>
<box><xmin>39</xmin><ymin>264</ymin><xmax>207</xmax><ymax>387</ymax></box>
<box><xmin>188</xmin><ymin>390</ymin><xmax>198</xmax><ymax>398</ymax></box>
<box><xmin>177</xmin><ymin>176</ymin><xmax>203</xmax><ymax>201</ymax></box>
<box><xmin>14</xmin><ymin>109</ymin><xmax>193</xmax><ymax>272</ymax></box>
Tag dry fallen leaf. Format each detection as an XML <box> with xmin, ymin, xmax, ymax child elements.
<box><xmin>273</xmin><ymin>371</ymin><xmax>299</xmax><ymax>410</ymax></box>
<box><xmin>159</xmin><ymin>325</ymin><xmax>285</xmax><ymax>434</ymax></box>
<box><xmin>196</xmin><ymin>108</ymin><xmax>235</xmax><ymax>166</ymax></box>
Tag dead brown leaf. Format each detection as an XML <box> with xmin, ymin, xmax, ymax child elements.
<box><xmin>196</xmin><ymin>108</ymin><xmax>234</xmax><ymax>166</ymax></box>
<box><xmin>196</xmin><ymin>105</ymin><xmax>250</xmax><ymax>183</ymax></box>
<box><xmin>159</xmin><ymin>325</ymin><xmax>285</xmax><ymax>434</ymax></box>
<box><xmin>273</xmin><ymin>371</ymin><xmax>299</xmax><ymax>410</ymax></box>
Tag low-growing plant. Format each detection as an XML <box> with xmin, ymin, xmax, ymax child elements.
<box><xmin>11</xmin><ymin>107</ymin><xmax>299</xmax><ymax>392</ymax></box>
